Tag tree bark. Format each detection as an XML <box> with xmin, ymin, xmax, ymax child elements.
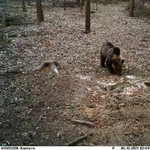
<box><xmin>4</xmin><ymin>0</ymin><xmax>9</xmax><ymax>11</ymax></box>
<box><xmin>36</xmin><ymin>0</ymin><xmax>44</xmax><ymax>22</ymax></box>
<box><xmin>96</xmin><ymin>0</ymin><xmax>98</xmax><ymax>10</ymax></box>
<box><xmin>64</xmin><ymin>0</ymin><xmax>66</xmax><ymax>11</ymax></box>
<box><xmin>80</xmin><ymin>0</ymin><xmax>85</xmax><ymax>12</ymax></box>
<box><xmin>85</xmin><ymin>0</ymin><xmax>91</xmax><ymax>33</ymax></box>
<box><xmin>76</xmin><ymin>0</ymin><xmax>80</xmax><ymax>7</ymax></box>
<box><xmin>28</xmin><ymin>0</ymin><xmax>31</xmax><ymax>6</ymax></box>
<box><xmin>22</xmin><ymin>0</ymin><xmax>27</xmax><ymax>12</ymax></box>
<box><xmin>129</xmin><ymin>0</ymin><xmax>135</xmax><ymax>17</ymax></box>
<box><xmin>52</xmin><ymin>0</ymin><xmax>55</xmax><ymax>8</ymax></box>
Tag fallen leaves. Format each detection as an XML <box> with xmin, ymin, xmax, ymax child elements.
<box><xmin>0</xmin><ymin>1</ymin><xmax>150</xmax><ymax>146</ymax></box>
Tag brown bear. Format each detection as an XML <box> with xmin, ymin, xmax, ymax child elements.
<box><xmin>100</xmin><ymin>42</ymin><xmax>124</xmax><ymax>75</ymax></box>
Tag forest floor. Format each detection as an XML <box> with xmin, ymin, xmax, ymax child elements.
<box><xmin>1</xmin><ymin>2</ymin><xmax>150</xmax><ymax>146</ymax></box>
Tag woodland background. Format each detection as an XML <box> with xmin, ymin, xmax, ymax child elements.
<box><xmin>0</xmin><ymin>0</ymin><xmax>150</xmax><ymax>146</ymax></box>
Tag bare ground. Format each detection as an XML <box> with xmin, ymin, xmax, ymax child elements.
<box><xmin>0</xmin><ymin>2</ymin><xmax>150</xmax><ymax>146</ymax></box>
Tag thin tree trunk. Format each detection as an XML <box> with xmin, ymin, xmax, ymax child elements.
<box><xmin>141</xmin><ymin>0</ymin><xmax>146</xmax><ymax>4</ymax></box>
<box><xmin>85</xmin><ymin>0</ymin><xmax>90</xmax><ymax>33</ymax></box>
<box><xmin>80</xmin><ymin>0</ymin><xmax>85</xmax><ymax>12</ymax></box>
<box><xmin>4</xmin><ymin>0</ymin><xmax>9</xmax><ymax>11</ymax></box>
<box><xmin>129</xmin><ymin>0</ymin><xmax>135</xmax><ymax>17</ymax></box>
<box><xmin>77</xmin><ymin>0</ymin><xmax>80</xmax><ymax>7</ymax></box>
<box><xmin>36</xmin><ymin>0</ymin><xmax>44</xmax><ymax>22</ymax></box>
<box><xmin>52</xmin><ymin>0</ymin><xmax>55</xmax><ymax>8</ymax></box>
<box><xmin>96</xmin><ymin>0</ymin><xmax>98</xmax><ymax>10</ymax></box>
<box><xmin>64</xmin><ymin>0</ymin><xmax>66</xmax><ymax>11</ymax></box>
<box><xmin>22</xmin><ymin>0</ymin><xmax>27</xmax><ymax>12</ymax></box>
<box><xmin>28</xmin><ymin>0</ymin><xmax>31</xmax><ymax>6</ymax></box>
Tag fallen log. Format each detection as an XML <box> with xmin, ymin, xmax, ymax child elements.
<box><xmin>72</xmin><ymin>120</ymin><xmax>95</xmax><ymax>127</ymax></box>
<box><xmin>66</xmin><ymin>135</ymin><xmax>87</xmax><ymax>146</ymax></box>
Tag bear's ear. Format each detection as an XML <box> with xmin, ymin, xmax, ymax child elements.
<box><xmin>122</xmin><ymin>59</ymin><xmax>124</xmax><ymax>64</ymax></box>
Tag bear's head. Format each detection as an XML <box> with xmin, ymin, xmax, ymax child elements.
<box><xmin>112</xmin><ymin>57</ymin><xmax>124</xmax><ymax>75</ymax></box>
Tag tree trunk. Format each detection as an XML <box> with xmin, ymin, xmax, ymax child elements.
<box><xmin>96</xmin><ymin>0</ymin><xmax>98</xmax><ymax>10</ymax></box>
<box><xmin>80</xmin><ymin>0</ymin><xmax>85</xmax><ymax>12</ymax></box>
<box><xmin>64</xmin><ymin>0</ymin><xmax>66</xmax><ymax>11</ymax></box>
<box><xmin>52</xmin><ymin>0</ymin><xmax>55</xmax><ymax>8</ymax></box>
<box><xmin>4</xmin><ymin>0</ymin><xmax>9</xmax><ymax>11</ymax></box>
<box><xmin>28</xmin><ymin>0</ymin><xmax>31</xmax><ymax>6</ymax></box>
<box><xmin>141</xmin><ymin>0</ymin><xmax>146</xmax><ymax>4</ymax></box>
<box><xmin>85</xmin><ymin>0</ymin><xmax>90</xmax><ymax>33</ymax></box>
<box><xmin>22</xmin><ymin>0</ymin><xmax>27</xmax><ymax>12</ymax></box>
<box><xmin>129</xmin><ymin>0</ymin><xmax>135</xmax><ymax>17</ymax></box>
<box><xmin>36</xmin><ymin>0</ymin><xmax>44</xmax><ymax>22</ymax></box>
<box><xmin>77</xmin><ymin>0</ymin><xmax>80</xmax><ymax>7</ymax></box>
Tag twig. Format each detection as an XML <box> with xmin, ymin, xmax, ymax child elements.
<box><xmin>66</xmin><ymin>135</ymin><xmax>88</xmax><ymax>146</ymax></box>
<box><xmin>19</xmin><ymin>108</ymin><xmax>34</xmax><ymax>122</ymax></box>
<box><xmin>0</xmin><ymin>70</ymin><xmax>22</xmax><ymax>76</ymax></box>
<box><xmin>72</xmin><ymin>120</ymin><xmax>95</xmax><ymax>127</ymax></box>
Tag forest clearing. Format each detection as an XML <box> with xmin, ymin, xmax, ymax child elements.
<box><xmin>0</xmin><ymin>0</ymin><xmax>150</xmax><ymax>146</ymax></box>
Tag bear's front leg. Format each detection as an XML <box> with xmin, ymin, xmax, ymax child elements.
<box><xmin>106</xmin><ymin>62</ymin><xmax>115</xmax><ymax>74</ymax></box>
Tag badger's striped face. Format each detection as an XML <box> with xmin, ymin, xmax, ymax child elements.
<box><xmin>112</xmin><ymin>58</ymin><xmax>124</xmax><ymax>75</ymax></box>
